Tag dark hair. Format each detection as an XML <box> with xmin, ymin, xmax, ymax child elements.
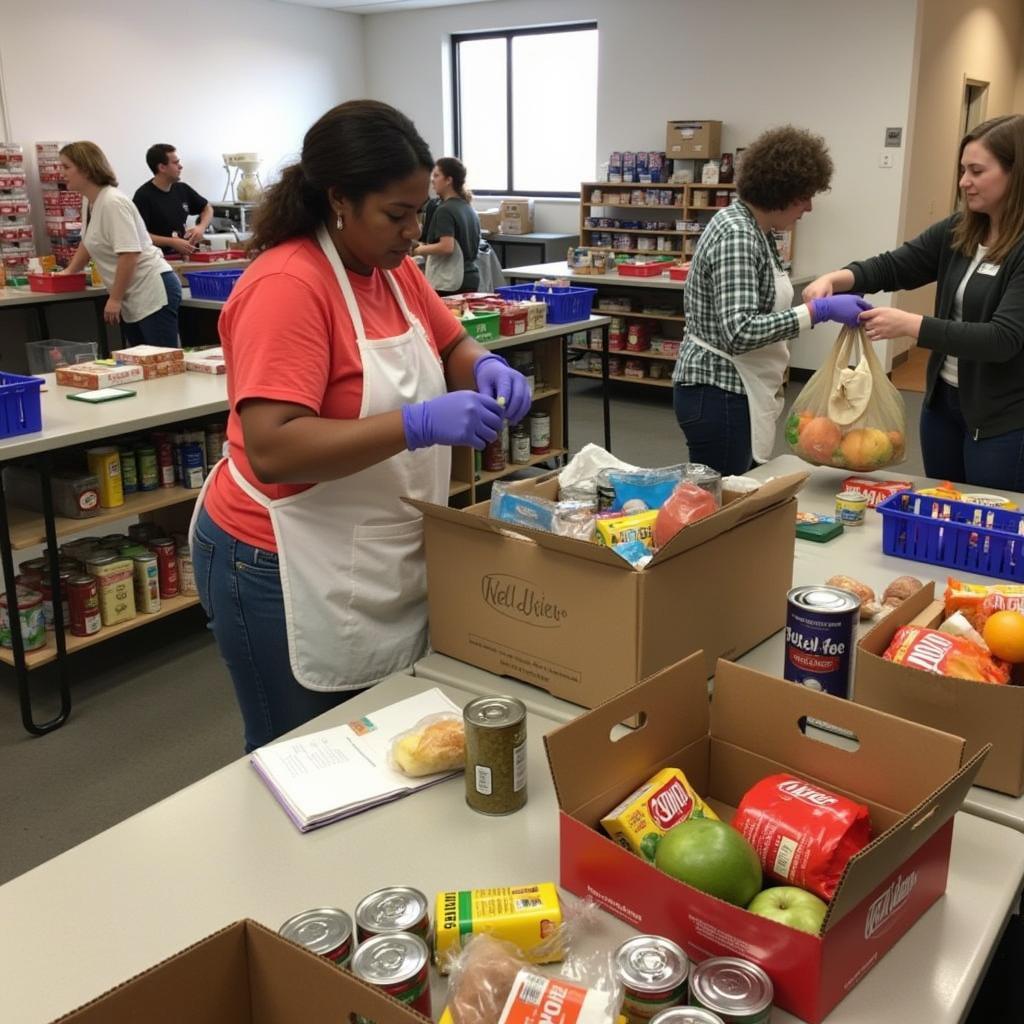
<box><xmin>59</xmin><ymin>142</ymin><xmax>117</xmax><ymax>187</ymax></box>
<box><xmin>736</xmin><ymin>125</ymin><xmax>833</xmax><ymax>211</ymax></box>
<box><xmin>952</xmin><ymin>114</ymin><xmax>1024</xmax><ymax>265</ymax></box>
<box><xmin>249</xmin><ymin>100</ymin><xmax>434</xmax><ymax>254</ymax></box>
<box><xmin>436</xmin><ymin>157</ymin><xmax>472</xmax><ymax>202</ymax></box>
<box><xmin>146</xmin><ymin>144</ymin><xmax>176</xmax><ymax>175</ymax></box>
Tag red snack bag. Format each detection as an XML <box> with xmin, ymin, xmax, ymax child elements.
<box><xmin>732</xmin><ymin>774</ymin><xmax>871</xmax><ymax>901</ymax></box>
<box><xmin>883</xmin><ymin>624</ymin><xmax>1010</xmax><ymax>684</ymax></box>
<box><xmin>653</xmin><ymin>481</ymin><xmax>717</xmax><ymax>549</ymax></box>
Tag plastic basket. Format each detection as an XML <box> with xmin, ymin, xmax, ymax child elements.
<box><xmin>877</xmin><ymin>491</ymin><xmax>1024</xmax><ymax>582</ymax></box>
<box><xmin>496</xmin><ymin>284</ymin><xmax>597</xmax><ymax>324</ymax></box>
<box><xmin>0</xmin><ymin>372</ymin><xmax>43</xmax><ymax>438</ymax></box>
<box><xmin>28</xmin><ymin>273</ymin><xmax>86</xmax><ymax>293</ymax></box>
<box><xmin>617</xmin><ymin>260</ymin><xmax>672</xmax><ymax>278</ymax></box>
<box><xmin>183</xmin><ymin>269</ymin><xmax>244</xmax><ymax>301</ymax></box>
<box><xmin>189</xmin><ymin>249</ymin><xmax>247</xmax><ymax>263</ymax></box>
<box><xmin>460</xmin><ymin>310</ymin><xmax>500</xmax><ymax>342</ymax></box>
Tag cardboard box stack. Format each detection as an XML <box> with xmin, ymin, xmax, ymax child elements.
<box><xmin>115</xmin><ymin>345</ymin><xmax>186</xmax><ymax>379</ymax></box>
<box><xmin>185</xmin><ymin>347</ymin><xmax>227</xmax><ymax>374</ymax></box>
<box><xmin>0</xmin><ymin>143</ymin><xmax>35</xmax><ymax>287</ymax></box>
<box><xmin>499</xmin><ymin>199</ymin><xmax>534</xmax><ymax>235</ymax></box>
<box><xmin>36</xmin><ymin>141</ymin><xmax>83</xmax><ymax>268</ymax></box>
<box><xmin>55</xmin><ymin>362</ymin><xmax>145</xmax><ymax>390</ymax></box>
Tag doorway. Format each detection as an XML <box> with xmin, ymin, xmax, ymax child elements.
<box><xmin>952</xmin><ymin>78</ymin><xmax>989</xmax><ymax>208</ymax></box>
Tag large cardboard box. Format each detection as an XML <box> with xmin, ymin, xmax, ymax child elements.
<box><xmin>545</xmin><ymin>654</ymin><xmax>986</xmax><ymax>1024</ymax></box>
<box><xmin>52</xmin><ymin>919</ymin><xmax>428</xmax><ymax>1023</ymax></box>
<box><xmin>409</xmin><ymin>473</ymin><xmax>804</xmax><ymax>707</ymax></box>
<box><xmin>855</xmin><ymin>581</ymin><xmax>1024</xmax><ymax>796</ymax></box>
<box><xmin>499</xmin><ymin>199</ymin><xmax>535</xmax><ymax>235</ymax></box>
<box><xmin>666</xmin><ymin>120</ymin><xmax>723</xmax><ymax>159</ymax></box>
<box><xmin>477</xmin><ymin>208</ymin><xmax>502</xmax><ymax>233</ymax></box>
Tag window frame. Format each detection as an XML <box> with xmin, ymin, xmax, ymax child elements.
<box><xmin>450</xmin><ymin>22</ymin><xmax>598</xmax><ymax>199</ymax></box>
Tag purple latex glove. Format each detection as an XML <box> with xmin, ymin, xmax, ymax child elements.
<box><xmin>810</xmin><ymin>295</ymin><xmax>873</xmax><ymax>327</ymax></box>
<box><xmin>402</xmin><ymin>391</ymin><xmax>503</xmax><ymax>451</ymax></box>
<box><xmin>472</xmin><ymin>354</ymin><xmax>532</xmax><ymax>424</ymax></box>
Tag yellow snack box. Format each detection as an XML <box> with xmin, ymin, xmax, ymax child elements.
<box><xmin>595</xmin><ymin>509</ymin><xmax>658</xmax><ymax>549</ymax></box>
<box><xmin>600</xmin><ymin>767</ymin><xmax>718</xmax><ymax>862</ymax></box>
<box><xmin>434</xmin><ymin>883</ymin><xmax>563</xmax><ymax>971</ymax></box>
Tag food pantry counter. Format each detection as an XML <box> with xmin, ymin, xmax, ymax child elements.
<box><xmin>0</xmin><ymin>670</ymin><xmax>1021</xmax><ymax>1024</ymax></box>
<box><xmin>0</xmin><ymin>284</ymin><xmax>110</xmax><ymax>355</ymax></box>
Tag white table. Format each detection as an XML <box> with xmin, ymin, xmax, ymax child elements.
<box><xmin>1</xmin><ymin>670</ymin><xmax>1021</xmax><ymax>1024</ymax></box>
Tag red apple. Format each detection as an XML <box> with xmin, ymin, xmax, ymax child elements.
<box><xmin>654</xmin><ymin>818</ymin><xmax>762</xmax><ymax>906</ymax></box>
<box><xmin>747</xmin><ymin>886</ymin><xmax>828</xmax><ymax>934</ymax></box>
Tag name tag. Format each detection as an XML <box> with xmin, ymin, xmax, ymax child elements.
<box><xmin>977</xmin><ymin>262</ymin><xmax>1000</xmax><ymax>276</ymax></box>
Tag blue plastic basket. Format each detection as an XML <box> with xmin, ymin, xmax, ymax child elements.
<box><xmin>496</xmin><ymin>283</ymin><xmax>597</xmax><ymax>324</ymax></box>
<box><xmin>877</xmin><ymin>491</ymin><xmax>1024</xmax><ymax>582</ymax></box>
<box><xmin>0</xmin><ymin>372</ymin><xmax>43</xmax><ymax>439</ymax></box>
<box><xmin>183</xmin><ymin>269</ymin><xmax>244</xmax><ymax>302</ymax></box>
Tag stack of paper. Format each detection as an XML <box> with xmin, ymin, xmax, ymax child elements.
<box><xmin>251</xmin><ymin>687</ymin><xmax>463</xmax><ymax>831</ymax></box>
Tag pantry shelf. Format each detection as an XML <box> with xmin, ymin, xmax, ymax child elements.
<box><xmin>568</xmin><ymin>347</ymin><xmax>676</xmax><ymax>362</ymax></box>
<box><xmin>594</xmin><ymin>310</ymin><xmax>685</xmax><ymax>323</ymax></box>
<box><xmin>568</xmin><ymin>370</ymin><xmax>673</xmax><ymax>388</ymax></box>
<box><xmin>582</xmin><ymin>228</ymin><xmax>698</xmax><ymax>237</ymax></box>
<box><xmin>474</xmin><ymin>448</ymin><xmax>567</xmax><ymax>487</ymax></box>
<box><xmin>581</xmin><ymin>203</ymin><xmax>687</xmax><ymax>211</ymax></box>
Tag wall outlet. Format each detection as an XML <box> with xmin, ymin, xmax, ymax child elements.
<box><xmin>879</xmin><ymin>152</ymin><xmax>894</xmax><ymax>169</ymax></box>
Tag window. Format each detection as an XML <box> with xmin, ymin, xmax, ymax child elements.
<box><xmin>451</xmin><ymin>24</ymin><xmax>598</xmax><ymax>197</ymax></box>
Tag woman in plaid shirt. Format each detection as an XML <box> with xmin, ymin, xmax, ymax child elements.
<box><xmin>673</xmin><ymin>126</ymin><xmax>869</xmax><ymax>474</ymax></box>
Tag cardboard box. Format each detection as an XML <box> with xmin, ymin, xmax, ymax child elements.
<box><xmin>666</xmin><ymin>120</ymin><xmax>723</xmax><ymax>160</ymax></box>
<box><xmin>855</xmin><ymin>581</ymin><xmax>1024</xmax><ymax>795</ymax></box>
<box><xmin>115</xmin><ymin>345</ymin><xmax>186</xmax><ymax>379</ymax></box>
<box><xmin>477</xmin><ymin>208</ymin><xmax>502</xmax><ymax>233</ymax></box>
<box><xmin>408</xmin><ymin>472</ymin><xmax>805</xmax><ymax>706</ymax></box>
<box><xmin>544</xmin><ymin>653</ymin><xmax>986</xmax><ymax>1023</ymax></box>
<box><xmin>55</xmin><ymin>362</ymin><xmax>144</xmax><ymax>390</ymax></box>
<box><xmin>499</xmin><ymin>199</ymin><xmax>534</xmax><ymax>235</ymax></box>
<box><xmin>52</xmin><ymin>919</ymin><xmax>430</xmax><ymax>1023</ymax></box>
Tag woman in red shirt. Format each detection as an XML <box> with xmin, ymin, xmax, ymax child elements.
<box><xmin>189</xmin><ymin>100</ymin><xmax>531</xmax><ymax>751</ymax></box>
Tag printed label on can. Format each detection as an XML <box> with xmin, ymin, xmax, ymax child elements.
<box><xmin>784</xmin><ymin>586</ymin><xmax>858</xmax><ymax>699</ymax></box>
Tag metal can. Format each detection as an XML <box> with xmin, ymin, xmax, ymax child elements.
<box><xmin>67</xmin><ymin>575</ymin><xmax>101</xmax><ymax>636</ymax></box>
<box><xmin>87</xmin><ymin>554</ymin><xmax>136</xmax><ymax>626</ymax></box>
<box><xmin>529</xmin><ymin>410</ymin><xmax>551</xmax><ymax>454</ymax></box>
<box><xmin>596</xmin><ymin>467</ymin><xmax>616</xmax><ymax>511</ymax></box>
<box><xmin>149</xmin><ymin>538</ymin><xmax>179</xmax><ymax>598</ymax></box>
<box><xmin>784</xmin><ymin>585</ymin><xmax>860</xmax><ymax>699</ymax></box>
<box><xmin>651</xmin><ymin>1009</ymin><xmax>724</xmax><ymax>1024</ymax></box>
<box><xmin>350</xmin><ymin>932</ymin><xmax>432</xmax><ymax>1020</ymax></box>
<box><xmin>508</xmin><ymin>349</ymin><xmax>536</xmax><ymax>393</ymax></box>
<box><xmin>156</xmin><ymin>441</ymin><xmax>175</xmax><ymax>488</ymax></box>
<box><xmin>119</xmin><ymin>446</ymin><xmax>138</xmax><ymax>494</ymax></box>
<box><xmin>37</xmin><ymin>570</ymin><xmax>72</xmax><ymax>631</ymax></box>
<box><xmin>355</xmin><ymin>886</ymin><xmax>431</xmax><ymax>943</ymax></box>
<box><xmin>616</xmin><ymin>936</ymin><xmax>690</xmax><ymax>1024</ymax></box>
<box><xmin>133</xmin><ymin>553</ymin><xmax>161</xmax><ymax>613</ymax></box>
<box><xmin>19</xmin><ymin>556</ymin><xmax>48</xmax><ymax>578</ymax></box>
<box><xmin>278</xmin><ymin>908</ymin><xmax>353</xmax><ymax>969</ymax></box>
<box><xmin>85</xmin><ymin>446</ymin><xmax>124</xmax><ymax>508</ymax></box>
<box><xmin>510</xmin><ymin>425</ymin><xmax>531</xmax><ymax>465</ymax></box>
<box><xmin>176</xmin><ymin>544</ymin><xmax>196</xmax><ymax>595</ymax></box>
<box><xmin>128</xmin><ymin>522</ymin><xmax>160</xmax><ymax>544</ymax></box>
<box><xmin>688</xmin><ymin>957</ymin><xmax>773</xmax><ymax>1023</ymax></box>
<box><xmin>463</xmin><ymin>695</ymin><xmax>527</xmax><ymax>815</ymax></box>
<box><xmin>834</xmin><ymin>489</ymin><xmax>868</xmax><ymax>527</ymax></box>
<box><xmin>0</xmin><ymin>586</ymin><xmax>46</xmax><ymax>650</ymax></box>
<box><xmin>205</xmin><ymin>422</ymin><xmax>227</xmax><ymax>467</ymax></box>
<box><xmin>135</xmin><ymin>445</ymin><xmax>159</xmax><ymax>491</ymax></box>
<box><xmin>182</xmin><ymin>442</ymin><xmax>205</xmax><ymax>488</ymax></box>
<box><xmin>482</xmin><ymin>435</ymin><xmax>506</xmax><ymax>472</ymax></box>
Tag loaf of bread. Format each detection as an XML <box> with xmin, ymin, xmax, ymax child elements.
<box><xmin>393</xmin><ymin>717</ymin><xmax>466</xmax><ymax>777</ymax></box>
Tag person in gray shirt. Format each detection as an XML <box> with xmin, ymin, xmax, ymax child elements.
<box><xmin>414</xmin><ymin>157</ymin><xmax>480</xmax><ymax>294</ymax></box>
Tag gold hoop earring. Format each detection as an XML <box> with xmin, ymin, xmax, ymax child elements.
<box><xmin>336</xmin><ymin>213</ymin><xmax>344</xmax><ymax>230</ymax></box>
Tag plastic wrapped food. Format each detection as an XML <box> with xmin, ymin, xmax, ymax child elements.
<box><xmin>944</xmin><ymin>576</ymin><xmax>1024</xmax><ymax>627</ymax></box>
<box><xmin>883</xmin><ymin>624</ymin><xmax>1010</xmax><ymax>684</ymax></box>
<box><xmin>595</xmin><ymin>509</ymin><xmax>658</xmax><ymax>549</ymax></box>
<box><xmin>608</xmin><ymin>466</ymin><xmax>683</xmax><ymax>513</ymax></box>
<box><xmin>391</xmin><ymin>714</ymin><xmax>465</xmax><ymax>777</ymax></box>
<box><xmin>552</xmin><ymin>501</ymin><xmax>597</xmax><ymax>542</ymax></box>
<box><xmin>733</xmin><ymin>774</ymin><xmax>872</xmax><ymax>901</ymax></box>
<box><xmin>881</xmin><ymin>575</ymin><xmax>924</xmax><ymax>609</ymax></box>
<box><xmin>490</xmin><ymin>486</ymin><xmax>556</xmax><ymax>532</ymax></box>
<box><xmin>825</xmin><ymin>575</ymin><xmax>882</xmax><ymax>619</ymax></box>
<box><xmin>682</xmin><ymin>462</ymin><xmax>723</xmax><ymax>504</ymax></box>
<box><xmin>653</xmin><ymin>481</ymin><xmax>717</xmax><ymax>549</ymax></box>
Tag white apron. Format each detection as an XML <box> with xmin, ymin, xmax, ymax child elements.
<box><xmin>690</xmin><ymin>232</ymin><xmax>794</xmax><ymax>463</ymax></box>
<box><xmin>190</xmin><ymin>225</ymin><xmax>450</xmax><ymax>691</ymax></box>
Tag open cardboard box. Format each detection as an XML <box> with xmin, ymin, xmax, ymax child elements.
<box><xmin>408</xmin><ymin>471</ymin><xmax>805</xmax><ymax>708</ymax></box>
<box><xmin>51</xmin><ymin>919</ymin><xmax>429</xmax><ymax>1024</ymax></box>
<box><xmin>855</xmin><ymin>581</ymin><xmax>1024</xmax><ymax>796</ymax></box>
<box><xmin>544</xmin><ymin>653</ymin><xmax>987</xmax><ymax>1023</ymax></box>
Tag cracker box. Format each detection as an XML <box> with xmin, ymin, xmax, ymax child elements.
<box><xmin>55</xmin><ymin>361</ymin><xmax>144</xmax><ymax>390</ymax></box>
<box><xmin>545</xmin><ymin>653</ymin><xmax>986</xmax><ymax>1023</ymax></box>
<box><xmin>185</xmin><ymin>349</ymin><xmax>227</xmax><ymax>374</ymax></box>
<box><xmin>841</xmin><ymin>475</ymin><xmax>914</xmax><ymax>509</ymax></box>
<box><xmin>115</xmin><ymin>345</ymin><xmax>185</xmax><ymax>379</ymax></box>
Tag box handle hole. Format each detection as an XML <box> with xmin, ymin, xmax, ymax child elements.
<box><xmin>911</xmin><ymin>804</ymin><xmax>938</xmax><ymax>830</ymax></box>
<box><xmin>797</xmin><ymin>715</ymin><xmax>860</xmax><ymax>751</ymax></box>
<box><xmin>610</xmin><ymin>711</ymin><xmax>647</xmax><ymax>741</ymax></box>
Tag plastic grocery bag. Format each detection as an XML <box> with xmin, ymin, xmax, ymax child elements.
<box><xmin>785</xmin><ymin>325</ymin><xmax>907</xmax><ymax>471</ymax></box>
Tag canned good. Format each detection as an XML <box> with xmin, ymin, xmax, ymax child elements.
<box><xmin>88</xmin><ymin>555</ymin><xmax>136</xmax><ymax>626</ymax></box>
<box><xmin>119</xmin><ymin>543</ymin><xmax>149</xmax><ymax>559</ymax></box>
<box><xmin>834</xmin><ymin>490</ymin><xmax>868</xmax><ymax>527</ymax></box>
<box><xmin>0</xmin><ymin>586</ymin><xmax>46</xmax><ymax>650</ymax></box>
<box><xmin>119</xmin><ymin>446</ymin><xmax>138</xmax><ymax>494</ymax></box>
<box><xmin>150</xmin><ymin>538</ymin><xmax>179</xmax><ymax>598</ymax></box>
<box><xmin>67</xmin><ymin>575</ymin><xmax>101</xmax><ymax>636</ymax></box>
<box><xmin>182</xmin><ymin>442</ymin><xmax>205</xmax><ymax>488</ymax></box>
<box><xmin>100</xmin><ymin>534</ymin><xmax>129</xmax><ymax>548</ymax></box>
<box><xmin>688</xmin><ymin>957</ymin><xmax>773</xmax><ymax>1023</ymax></box>
<box><xmin>596</xmin><ymin>467</ymin><xmax>616</xmax><ymax>511</ymax></box>
<box><xmin>85</xmin><ymin>446</ymin><xmax>124</xmax><ymax>508</ymax></box>
<box><xmin>19</xmin><ymin>557</ymin><xmax>47</xmax><ymax>578</ymax></box>
<box><xmin>482</xmin><ymin>435</ymin><xmax>506</xmax><ymax>472</ymax></box>
<box><xmin>464</xmin><ymin>695</ymin><xmax>527</xmax><ymax>815</ymax></box>
<box><xmin>135</xmin><ymin>445</ymin><xmax>159</xmax><ymax>491</ymax></box>
<box><xmin>176</xmin><ymin>544</ymin><xmax>196</xmax><ymax>595</ymax></box>
<box><xmin>205</xmin><ymin>422</ymin><xmax>227</xmax><ymax>467</ymax></box>
<box><xmin>508</xmin><ymin>349</ymin><xmax>536</xmax><ymax>393</ymax></box>
<box><xmin>651</xmin><ymin>1009</ymin><xmax>724</xmax><ymax>1024</ymax></box>
<box><xmin>37</xmin><ymin>570</ymin><xmax>72</xmax><ymax>631</ymax></box>
<box><xmin>616</xmin><ymin>935</ymin><xmax>690</xmax><ymax>1024</ymax></box>
<box><xmin>278</xmin><ymin>908</ymin><xmax>353</xmax><ymax>969</ymax></box>
<box><xmin>350</xmin><ymin>932</ymin><xmax>432</xmax><ymax>1020</ymax></box>
<box><xmin>784</xmin><ymin>585</ymin><xmax>860</xmax><ymax>699</ymax></box>
<box><xmin>355</xmin><ymin>886</ymin><xmax>431</xmax><ymax>943</ymax></box>
<box><xmin>156</xmin><ymin>441</ymin><xmax>175</xmax><ymax>488</ymax></box>
<box><xmin>128</xmin><ymin>522</ymin><xmax>160</xmax><ymax>544</ymax></box>
<box><xmin>133</xmin><ymin>553</ymin><xmax>161</xmax><ymax>613</ymax></box>
<box><xmin>529</xmin><ymin>411</ymin><xmax>551</xmax><ymax>454</ymax></box>
<box><xmin>510</xmin><ymin>425</ymin><xmax>531</xmax><ymax>465</ymax></box>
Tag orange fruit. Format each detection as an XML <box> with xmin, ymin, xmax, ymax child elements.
<box><xmin>982</xmin><ymin>610</ymin><xmax>1024</xmax><ymax>663</ymax></box>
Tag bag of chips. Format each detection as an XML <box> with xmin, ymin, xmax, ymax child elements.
<box><xmin>883</xmin><ymin>624</ymin><xmax>1010</xmax><ymax>684</ymax></box>
<box><xmin>944</xmin><ymin>576</ymin><xmax>1024</xmax><ymax>627</ymax></box>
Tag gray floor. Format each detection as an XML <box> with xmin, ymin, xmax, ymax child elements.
<box><xmin>0</xmin><ymin>379</ymin><xmax>926</xmax><ymax>885</ymax></box>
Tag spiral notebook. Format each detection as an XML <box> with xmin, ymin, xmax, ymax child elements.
<box><xmin>250</xmin><ymin>687</ymin><xmax>463</xmax><ymax>831</ymax></box>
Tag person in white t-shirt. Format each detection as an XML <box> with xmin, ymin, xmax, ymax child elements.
<box><xmin>58</xmin><ymin>141</ymin><xmax>181</xmax><ymax>347</ymax></box>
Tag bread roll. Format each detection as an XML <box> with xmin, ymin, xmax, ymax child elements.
<box><xmin>394</xmin><ymin>718</ymin><xmax>466</xmax><ymax>777</ymax></box>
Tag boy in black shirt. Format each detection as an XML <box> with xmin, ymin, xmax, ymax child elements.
<box><xmin>133</xmin><ymin>144</ymin><xmax>213</xmax><ymax>257</ymax></box>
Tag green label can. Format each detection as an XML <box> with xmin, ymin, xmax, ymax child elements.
<box><xmin>464</xmin><ymin>695</ymin><xmax>527</xmax><ymax>815</ymax></box>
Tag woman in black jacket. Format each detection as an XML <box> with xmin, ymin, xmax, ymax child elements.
<box><xmin>805</xmin><ymin>114</ymin><xmax>1024</xmax><ymax>489</ymax></box>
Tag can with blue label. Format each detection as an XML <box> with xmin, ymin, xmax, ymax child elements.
<box><xmin>784</xmin><ymin>585</ymin><xmax>860</xmax><ymax>699</ymax></box>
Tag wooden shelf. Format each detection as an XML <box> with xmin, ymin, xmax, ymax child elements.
<box><xmin>568</xmin><ymin>346</ymin><xmax>676</xmax><ymax>362</ymax></box>
<box><xmin>581</xmin><ymin>182</ymin><xmax>687</xmax><ymax>188</ymax></box>
<box><xmin>569</xmin><ymin>370</ymin><xmax>674</xmax><ymax>388</ymax></box>
<box><xmin>582</xmin><ymin>228</ymin><xmax>698</xmax><ymax>237</ymax></box>
<box><xmin>449</xmin><ymin>481</ymin><xmax>472</xmax><ymax>497</ymax></box>
<box><xmin>530</xmin><ymin>387</ymin><xmax>560</xmax><ymax>401</ymax></box>
<box><xmin>0</xmin><ymin>593</ymin><xmax>202</xmax><ymax>669</ymax></box>
<box><xmin>688</xmin><ymin>182</ymin><xmax>736</xmax><ymax>189</ymax></box>
<box><xmin>581</xmin><ymin>203</ymin><xmax>686</xmax><ymax>211</ymax></box>
<box><xmin>474</xmin><ymin>448</ymin><xmax>567</xmax><ymax>486</ymax></box>
<box><xmin>587</xmin><ymin>247</ymin><xmax>684</xmax><ymax>256</ymax></box>
<box><xmin>593</xmin><ymin>310</ymin><xmax>685</xmax><ymax>323</ymax></box>
<box><xmin>7</xmin><ymin>485</ymin><xmax>200</xmax><ymax>551</ymax></box>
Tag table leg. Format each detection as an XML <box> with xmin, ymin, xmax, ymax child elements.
<box><xmin>560</xmin><ymin>331</ymin><xmax>570</xmax><ymax>456</ymax></box>
<box><xmin>34</xmin><ymin>305</ymin><xmax>48</xmax><ymax>340</ymax></box>
<box><xmin>600</xmin><ymin>323</ymin><xmax>612</xmax><ymax>451</ymax></box>
<box><xmin>93</xmin><ymin>298</ymin><xmax>109</xmax><ymax>357</ymax></box>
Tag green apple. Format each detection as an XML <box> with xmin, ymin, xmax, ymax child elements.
<box><xmin>747</xmin><ymin>886</ymin><xmax>828</xmax><ymax>934</ymax></box>
<box><xmin>654</xmin><ymin>818</ymin><xmax>762</xmax><ymax>906</ymax></box>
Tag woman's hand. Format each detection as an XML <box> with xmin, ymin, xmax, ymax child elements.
<box><xmin>103</xmin><ymin>298</ymin><xmax>123</xmax><ymax>324</ymax></box>
<box><xmin>809</xmin><ymin>295</ymin><xmax>872</xmax><ymax>327</ymax></box>
<box><xmin>803</xmin><ymin>275</ymin><xmax>835</xmax><ymax>302</ymax></box>
<box><xmin>473</xmin><ymin>354</ymin><xmax>532</xmax><ymax>423</ymax></box>
<box><xmin>859</xmin><ymin>306</ymin><xmax>922</xmax><ymax>342</ymax></box>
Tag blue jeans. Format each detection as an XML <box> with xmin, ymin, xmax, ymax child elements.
<box><xmin>191</xmin><ymin>506</ymin><xmax>360</xmax><ymax>752</ymax></box>
<box><xmin>921</xmin><ymin>379</ymin><xmax>1024</xmax><ymax>490</ymax></box>
<box><xmin>674</xmin><ymin>383</ymin><xmax>754</xmax><ymax>475</ymax></box>
<box><xmin>121</xmin><ymin>271</ymin><xmax>181</xmax><ymax>347</ymax></box>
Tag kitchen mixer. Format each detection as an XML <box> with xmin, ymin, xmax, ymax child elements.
<box><xmin>222</xmin><ymin>152</ymin><xmax>264</xmax><ymax>202</ymax></box>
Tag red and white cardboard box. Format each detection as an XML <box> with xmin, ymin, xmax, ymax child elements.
<box><xmin>55</xmin><ymin>362</ymin><xmax>144</xmax><ymax>390</ymax></box>
<box><xmin>545</xmin><ymin>653</ymin><xmax>986</xmax><ymax>1023</ymax></box>
<box><xmin>841</xmin><ymin>476</ymin><xmax>914</xmax><ymax>509</ymax></box>
<box><xmin>115</xmin><ymin>345</ymin><xmax>185</xmax><ymax>379</ymax></box>
<box><xmin>185</xmin><ymin>347</ymin><xmax>226</xmax><ymax>374</ymax></box>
